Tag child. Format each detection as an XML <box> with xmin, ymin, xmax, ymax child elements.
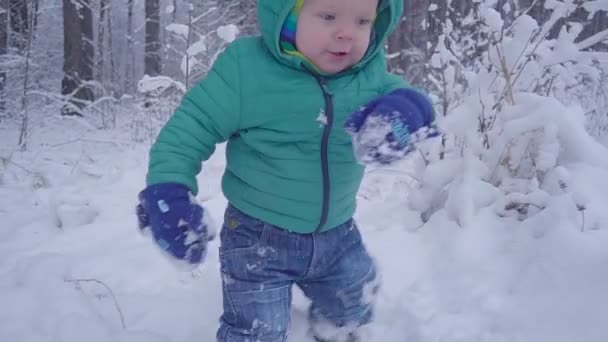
<box><xmin>136</xmin><ymin>0</ymin><xmax>437</xmax><ymax>341</ymax></box>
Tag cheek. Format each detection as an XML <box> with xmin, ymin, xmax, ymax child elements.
<box><xmin>297</xmin><ymin>26</ymin><xmax>321</xmax><ymax>50</ymax></box>
<box><xmin>361</xmin><ymin>31</ymin><xmax>374</xmax><ymax>48</ymax></box>
<box><xmin>355</xmin><ymin>35</ymin><xmax>371</xmax><ymax>53</ymax></box>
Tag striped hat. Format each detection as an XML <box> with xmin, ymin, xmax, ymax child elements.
<box><xmin>279</xmin><ymin>0</ymin><xmax>306</xmax><ymax>58</ymax></box>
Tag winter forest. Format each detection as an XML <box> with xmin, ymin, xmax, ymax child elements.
<box><xmin>1</xmin><ymin>0</ymin><xmax>608</xmax><ymax>341</ymax></box>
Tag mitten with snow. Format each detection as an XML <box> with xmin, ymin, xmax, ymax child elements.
<box><xmin>344</xmin><ymin>88</ymin><xmax>440</xmax><ymax>165</ymax></box>
<box><xmin>136</xmin><ymin>183</ymin><xmax>209</xmax><ymax>264</ymax></box>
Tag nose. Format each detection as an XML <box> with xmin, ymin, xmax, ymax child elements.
<box><xmin>335</xmin><ymin>25</ymin><xmax>354</xmax><ymax>41</ymax></box>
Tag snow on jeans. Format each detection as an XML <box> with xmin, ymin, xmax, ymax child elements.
<box><xmin>217</xmin><ymin>204</ymin><xmax>379</xmax><ymax>342</ymax></box>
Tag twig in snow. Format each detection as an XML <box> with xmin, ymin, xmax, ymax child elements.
<box><xmin>0</xmin><ymin>157</ymin><xmax>34</xmax><ymax>174</ymax></box>
<box><xmin>577</xmin><ymin>204</ymin><xmax>586</xmax><ymax>232</ymax></box>
<box><xmin>65</xmin><ymin>278</ymin><xmax>127</xmax><ymax>330</ymax></box>
<box><xmin>70</xmin><ymin>149</ymin><xmax>86</xmax><ymax>175</ymax></box>
<box><xmin>417</xmin><ymin>148</ymin><xmax>429</xmax><ymax>166</ymax></box>
<box><xmin>48</xmin><ymin>138</ymin><xmax>125</xmax><ymax>148</ymax></box>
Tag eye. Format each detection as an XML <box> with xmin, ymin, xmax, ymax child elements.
<box><xmin>359</xmin><ymin>18</ymin><xmax>372</xmax><ymax>26</ymax></box>
<box><xmin>319</xmin><ymin>13</ymin><xmax>336</xmax><ymax>21</ymax></box>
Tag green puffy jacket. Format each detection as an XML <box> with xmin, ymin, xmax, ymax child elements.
<box><xmin>147</xmin><ymin>0</ymin><xmax>409</xmax><ymax>233</ymax></box>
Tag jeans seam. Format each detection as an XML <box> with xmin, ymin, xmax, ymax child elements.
<box><xmin>221</xmin><ymin>272</ymin><xmax>238</xmax><ymax>319</ymax></box>
<box><xmin>283</xmin><ymin>287</ymin><xmax>292</xmax><ymax>342</ymax></box>
<box><xmin>302</xmin><ymin>231</ymin><xmax>317</xmax><ymax>279</ymax></box>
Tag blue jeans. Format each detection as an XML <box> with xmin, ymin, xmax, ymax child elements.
<box><xmin>217</xmin><ymin>204</ymin><xmax>379</xmax><ymax>342</ymax></box>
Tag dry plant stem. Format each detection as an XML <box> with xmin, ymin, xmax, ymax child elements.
<box><xmin>65</xmin><ymin>278</ymin><xmax>127</xmax><ymax>330</ymax></box>
<box><xmin>496</xmin><ymin>45</ymin><xmax>515</xmax><ymax>105</ymax></box>
<box><xmin>579</xmin><ymin>208</ymin><xmax>586</xmax><ymax>232</ymax></box>
<box><xmin>438</xmin><ymin>56</ymin><xmax>450</xmax><ymax>160</ymax></box>
<box><xmin>0</xmin><ymin>157</ymin><xmax>34</xmax><ymax>174</ymax></box>
<box><xmin>440</xmin><ymin>57</ymin><xmax>449</xmax><ymax>118</ymax></box>
<box><xmin>478</xmin><ymin>90</ymin><xmax>491</xmax><ymax>149</ymax></box>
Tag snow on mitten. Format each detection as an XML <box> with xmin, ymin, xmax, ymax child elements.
<box><xmin>137</xmin><ymin>183</ymin><xmax>208</xmax><ymax>264</ymax></box>
<box><xmin>344</xmin><ymin>88</ymin><xmax>440</xmax><ymax>165</ymax></box>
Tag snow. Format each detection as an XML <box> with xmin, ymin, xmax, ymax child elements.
<box><xmin>480</xmin><ymin>6</ymin><xmax>503</xmax><ymax>33</ymax></box>
<box><xmin>165</xmin><ymin>23</ymin><xmax>189</xmax><ymax>40</ymax></box>
<box><xmin>6</xmin><ymin>0</ymin><xmax>606</xmax><ymax>339</ymax></box>
<box><xmin>186</xmin><ymin>37</ymin><xmax>207</xmax><ymax>56</ymax></box>
<box><xmin>583</xmin><ymin>0</ymin><xmax>608</xmax><ymax>15</ymax></box>
<box><xmin>316</xmin><ymin>109</ymin><xmax>328</xmax><ymax>126</ymax></box>
<box><xmin>216</xmin><ymin>25</ymin><xmax>239</xmax><ymax>43</ymax></box>
<box><xmin>137</xmin><ymin>75</ymin><xmax>186</xmax><ymax>94</ymax></box>
<box><xmin>1</xmin><ymin>98</ymin><xmax>608</xmax><ymax>342</ymax></box>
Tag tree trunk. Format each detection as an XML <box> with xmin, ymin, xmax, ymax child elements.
<box><xmin>32</xmin><ymin>0</ymin><xmax>38</xmax><ymax>31</ymax></box>
<box><xmin>145</xmin><ymin>0</ymin><xmax>161</xmax><ymax>76</ymax></box>
<box><xmin>18</xmin><ymin>10</ymin><xmax>32</xmax><ymax>150</ymax></box>
<box><xmin>61</xmin><ymin>0</ymin><xmax>94</xmax><ymax>116</ymax></box>
<box><xmin>172</xmin><ymin>0</ymin><xmax>177</xmax><ymax>22</ymax></box>
<box><xmin>107</xmin><ymin>2</ymin><xmax>116</xmax><ymax>96</ymax></box>
<box><xmin>97</xmin><ymin>0</ymin><xmax>108</xmax><ymax>83</ymax></box>
<box><xmin>125</xmin><ymin>0</ymin><xmax>135</xmax><ymax>93</ymax></box>
<box><xmin>0</xmin><ymin>0</ymin><xmax>7</xmax><ymax>113</ymax></box>
<box><xmin>9</xmin><ymin>0</ymin><xmax>28</xmax><ymax>52</ymax></box>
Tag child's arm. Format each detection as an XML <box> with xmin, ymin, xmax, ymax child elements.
<box><xmin>135</xmin><ymin>43</ymin><xmax>241</xmax><ymax>265</ymax></box>
<box><xmin>146</xmin><ymin>43</ymin><xmax>242</xmax><ymax>194</ymax></box>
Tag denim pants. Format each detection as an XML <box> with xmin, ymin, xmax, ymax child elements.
<box><xmin>216</xmin><ymin>204</ymin><xmax>379</xmax><ymax>342</ymax></box>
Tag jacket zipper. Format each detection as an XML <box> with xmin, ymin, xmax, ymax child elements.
<box><xmin>314</xmin><ymin>76</ymin><xmax>334</xmax><ymax>232</ymax></box>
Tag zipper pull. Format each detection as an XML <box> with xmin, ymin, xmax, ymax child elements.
<box><xmin>319</xmin><ymin>78</ymin><xmax>333</xmax><ymax>95</ymax></box>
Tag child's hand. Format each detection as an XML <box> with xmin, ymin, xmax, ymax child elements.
<box><xmin>344</xmin><ymin>88</ymin><xmax>440</xmax><ymax>165</ymax></box>
<box><xmin>136</xmin><ymin>183</ymin><xmax>209</xmax><ymax>265</ymax></box>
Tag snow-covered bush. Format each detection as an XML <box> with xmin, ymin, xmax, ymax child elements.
<box><xmin>411</xmin><ymin>0</ymin><xmax>608</xmax><ymax>226</ymax></box>
<box><xmin>163</xmin><ymin>3</ymin><xmax>239</xmax><ymax>89</ymax></box>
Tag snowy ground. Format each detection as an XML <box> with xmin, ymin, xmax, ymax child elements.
<box><xmin>1</xmin><ymin>111</ymin><xmax>608</xmax><ymax>342</ymax></box>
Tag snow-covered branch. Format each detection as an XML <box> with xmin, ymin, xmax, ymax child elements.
<box><xmin>576</xmin><ymin>28</ymin><xmax>608</xmax><ymax>51</ymax></box>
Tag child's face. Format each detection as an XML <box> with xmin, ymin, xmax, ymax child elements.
<box><xmin>296</xmin><ymin>0</ymin><xmax>378</xmax><ymax>74</ymax></box>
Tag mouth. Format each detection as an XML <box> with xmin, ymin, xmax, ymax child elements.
<box><xmin>329</xmin><ymin>51</ymin><xmax>348</xmax><ymax>57</ymax></box>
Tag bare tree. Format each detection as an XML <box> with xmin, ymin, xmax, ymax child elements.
<box><xmin>97</xmin><ymin>0</ymin><xmax>108</xmax><ymax>83</ymax></box>
<box><xmin>97</xmin><ymin>0</ymin><xmax>117</xmax><ymax>96</ymax></box>
<box><xmin>17</xmin><ymin>8</ymin><xmax>32</xmax><ymax>150</ymax></box>
<box><xmin>9</xmin><ymin>0</ymin><xmax>28</xmax><ymax>52</ymax></box>
<box><xmin>32</xmin><ymin>0</ymin><xmax>38</xmax><ymax>32</ymax></box>
<box><xmin>172</xmin><ymin>0</ymin><xmax>177</xmax><ymax>22</ymax></box>
<box><xmin>125</xmin><ymin>0</ymin><xmax>135</xmax><ymax>93</ymax></box>
<box><xmin>0</xmin><ymin>0</ymin><xmax>7</xmax><ymax>113</ymax></box>
<box><xmin>106</xmin><ymin>2</ymin><xmax>116</xmax><ymax>96</ymax></box>
<box><xmin>145</xmin><ymin>0</ymin><xmax>161</xmax><ymax>76</ymax></box>
<box><xmin>61</xmin><ymin>0</ymin><xmax>94</xmax><ymax>116</ymax></box>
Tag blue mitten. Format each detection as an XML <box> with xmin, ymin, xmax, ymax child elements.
<box><xmin>136</xmin><ymin>183</ymin><xmax>208</xmax><ymax>264</ymax></box>
<box><xmin>344</xmin><ymin>88</ymin><xmax>440</xmax><ymax>164</ymax></box>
